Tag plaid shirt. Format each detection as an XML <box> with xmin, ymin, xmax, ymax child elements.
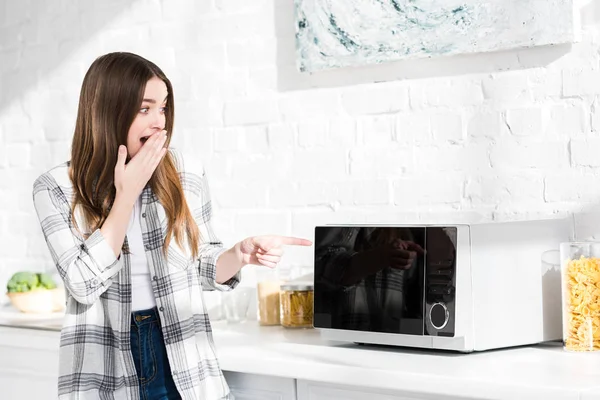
<box><xmin>32</xmin><ymin>148</ymin><xmax>240</xmax><ymax>400</ymax></box>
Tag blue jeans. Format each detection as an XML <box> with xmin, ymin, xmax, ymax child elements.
<box><xmin>130</xmin><ymin>307</ymin><xmax>181</xmax><ymax>400</ymax></box>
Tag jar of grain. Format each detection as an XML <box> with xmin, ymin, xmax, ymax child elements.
<box><xmin>256</xmin><ymin>269</ymin><xmax>282</xmax><ymax>326</ymax></box>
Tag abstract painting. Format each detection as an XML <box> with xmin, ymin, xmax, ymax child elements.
<box><xmin>295</xmin><ymin>0</ymin><xmax>574</xmax><ymax>72</ymax></box>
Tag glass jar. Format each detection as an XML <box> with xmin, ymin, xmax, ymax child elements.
<box><xmin>560</xmin><ymin>242</ymin><xmax>600</xmax><ymax>352</ymax></box>
<box><xmin>256</xmin><ymin>269</ymin><xmax>282</xmax><ymax>326</ymax></box>
<box><xmin>280</xmin><ymin>283</ymin><xmax>314</xmax><ymax>329</ymax></box>
<box><xmin>222</xmin><ymin>287</ymin><xmax>252</xmax><ymax>324</ymax></box>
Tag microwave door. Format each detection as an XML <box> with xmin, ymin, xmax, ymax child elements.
<box><xmin>314</xmin><ymin>226</ymin><xmax>426</xmax><ymax>336</ymax></box>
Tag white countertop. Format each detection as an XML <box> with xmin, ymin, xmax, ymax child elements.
<box><xmin>1</xmin><ymin>306</ymin><xmax>600</xmax><ymax>400</ymax></box>
<box><xmin>213</xmin><ymin>322</ymin><xmax>600</xmax><ymax>400</ymax></box>
<box><xmin>0</xmin><ymin>306</ymin><xmax>64</xmax><ymax>331</ymax></box>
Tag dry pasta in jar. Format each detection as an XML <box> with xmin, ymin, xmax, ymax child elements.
<box><xmin>280</xmin><ymin>283</ymin><xmax>314</xmax><ymax>329</ymax></box>
<box><xmin>562</xmin><ymin>255</ymin><xmax>600</xmax><ymax>352</ymax></box>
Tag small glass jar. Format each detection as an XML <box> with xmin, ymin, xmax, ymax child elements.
<box><xmin>256</xmin><ymin>269</ymin><xmax>282</xmax><ymax>326</ymax></box>
<box><xmin>560</xmin><ymin>242</ymin><xmax>600</xmax><ymax>352</ymax></box>
<box><xmin>280</xmin><ymin>283</ymin><xmax>314</xmax><ymax>329</ymax></box>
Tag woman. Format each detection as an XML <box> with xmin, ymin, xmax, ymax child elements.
<box><xmin>32</xmin><ymin>52</ymin><xmax>311</xmax><ymax>400</ymax></box>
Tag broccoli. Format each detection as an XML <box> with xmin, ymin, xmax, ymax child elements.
<box><xmin>6</xmin><ymin>272</ymin><xmax>57</xmax><ymax>293</ymax></box>
<box><xmin>38</xmin><ymin>272</ymin><xmax>57</xmax><ymax>290</ymax></box>
<box><xmin>7</xmin><ymin>272</ymin><xmax>38</xmax><ymax>293</ymax></box>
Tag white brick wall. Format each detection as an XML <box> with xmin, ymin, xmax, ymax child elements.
<box><xmin>1</xmin><ymin>0</ymin><xmax>600</xmax><ymax>299</ymax></box>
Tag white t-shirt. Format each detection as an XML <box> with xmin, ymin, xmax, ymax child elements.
<box><xmin>127</xmin><ymin>197</ymin><xmax>157</xmax><ymax>311</ymax></box>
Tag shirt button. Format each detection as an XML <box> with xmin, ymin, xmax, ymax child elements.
<box><xmin>159</xmin><ymin>306</ymin><xmax>164</xmax><ymax>312</ymax></box>
<box><xmin>166</xmin><ymin>339</ymin><xmax>171</xmax><ymax>344</ymax></box>
<box><xmin>153</xmin><ymin>276</ymin><xmax>158</xmax><ymax>281</ymax></box>
<box><xmin>91</xmin><ymin>279</ymin><xmax>98</xmax><ymax>286</ymax></box>
<box><xmin>142</xmin><ymin>213</ymin><xmax>146</xmax><ymax>218</ymax></box>
<box><xmin>145</xmin><ymin>245</ymin><xmax>150</xmax><ymax>251</ymax></box>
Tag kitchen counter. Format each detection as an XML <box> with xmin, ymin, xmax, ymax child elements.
<box><xmin>214</xmin><ymin>323</ymin><xmax>600</xmax><ymax>400</ymax></box>
<box><xmin>1</xmin><ymin>305</ymin><xmax>600</xmax><ymax>400</ymax></box>
<box><xmin>0</xmin><ymin>305</ymin><xmax>64</xmax><ymax>331</ymax></box>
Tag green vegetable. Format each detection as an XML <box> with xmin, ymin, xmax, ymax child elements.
<box><xmin>6</xmin><ymin>272</ymin><xmax>57</xmax><ymax>293</ymax></box>
<box><xmin>38</xmin><ymin>272</ymin><xmax>57</xmax><ymax>290</ymax></box>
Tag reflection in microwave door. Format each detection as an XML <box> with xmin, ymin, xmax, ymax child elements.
<box><xmin>442</xmin><ymin>227</ymin><xmax>457</xmax><ymax>248</ymax></box>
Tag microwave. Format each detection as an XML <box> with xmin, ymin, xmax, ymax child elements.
<box><xmin>313</xmin><ymin>219</ymin><xmax>572</xmax><ymax>352</ymax></box>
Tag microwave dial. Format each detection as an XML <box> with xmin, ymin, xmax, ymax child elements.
<box><xmin>429</xmin><ymin>302</ymin><xmax>449</xmax><ymax>330</ymax></box>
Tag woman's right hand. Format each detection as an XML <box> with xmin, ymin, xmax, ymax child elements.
<box><xmin>114</xmin><ymin>130</ymin><xmax>168</xmax><ymax>203</ymax></box>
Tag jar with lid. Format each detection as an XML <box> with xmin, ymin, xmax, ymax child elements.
<box><xmin>560</xmin><ymin>242</ymin><xmax>600</xmax><ymax>352</ymax></box>
<box><xmin>256</xmin><ymin>269</ymin><xmax>282</xmax><ymax>326</ymax></box>
<box><xmin>279</xmin><ymin>282</ymin><xmax>314</xmax><ymax>329</ymax></box>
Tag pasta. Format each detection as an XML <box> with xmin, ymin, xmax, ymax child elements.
<box><xmin>563</xmin><ymin>256</ymin><xmax>600</xmax><ymax>351</ymax></box>
<box><xmin>280</xmin><ymin>289</ymin><xmax>314</xmax><ymax>328</ymax></box>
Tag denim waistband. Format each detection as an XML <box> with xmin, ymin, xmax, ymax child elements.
<box><xmin>131</xmin><ymin>307</ymin><xmax>159</xmax><ymax>327</ymax></box>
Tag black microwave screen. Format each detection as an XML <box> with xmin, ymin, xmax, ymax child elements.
<box><xmin>314</xmin><ymin>226</ymin><xmax>457</xmax><ymax>337</ymax></box>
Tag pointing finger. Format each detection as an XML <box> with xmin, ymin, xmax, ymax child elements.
<box><xmin>279</xmin><ymin>236</ymin><xmax>313</xmax><ymax>247</ymax></box>
<box><xmin>405</xmin><ymin>241</ymin><xmax>425</xmax><ymax>254</ymax></box>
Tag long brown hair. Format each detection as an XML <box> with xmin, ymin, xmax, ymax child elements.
<box><xmin>69</xmin><ymin>52</ymin><xmax>200</xmax><ymax>259</ymax></box>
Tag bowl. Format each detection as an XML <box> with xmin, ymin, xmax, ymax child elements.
<box><xmin>6</xmin><ymin>288</ymin><xmax>65</xmax><ymax>314</ymax></box>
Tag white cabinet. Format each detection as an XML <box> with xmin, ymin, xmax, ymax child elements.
<box><xmin>296</xmin><ymin>380</ymin><xmax>471</xmax><ymax>400</ymax></box>
<box><xmin>580</xmin><ymin>387</ymin><xmax>600</xmax><ymax>400</ymax></box>
<box><xmin>224</xmin><ymin>371</ymin><xmax>297</xmax><ymax>400</ymax></box>
<box><xmin>0</xmin><ymin>327</ymin><xmax>60</xmax><ymax>400</ymax></box>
